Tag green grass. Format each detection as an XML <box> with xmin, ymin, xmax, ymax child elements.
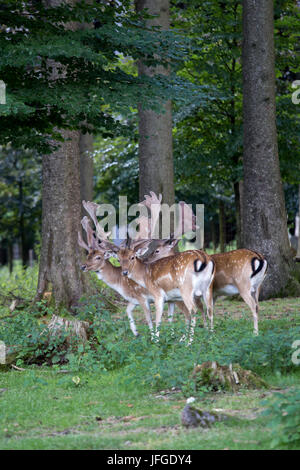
<box><xmin>0</xmin><ymin>295</ymin><xmax>299</xmax><ymax>450</ymax></box>
<box><xmin>1</xmin><ymin>366</ymin><xmax>299</xmax><ymax>450</ymax></box>
<box><xmin>0</xmin><ymin>264</ymin><xmax>299</xmax><ymax>449</ymax></box>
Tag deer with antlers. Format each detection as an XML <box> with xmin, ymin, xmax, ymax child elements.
<box><xmin>79</xmin><ymin>198</ymin><xmax>195</xmax><ymax>338</ymax></box>
<box><xmin>78</xmin><ymin>215</ymin><xmax>154</xmax><ymax>337</ymax></box>
<box><xmin>104</xmin><ymin>193</ymin><xmax>215</xmax><ymax>341</ymax></box>
<box><xmin>79</xmin><ymin>194</ymin><xmax>213</xmax><ymax>341</ymax></box>
<box><xmin>122</xmin><ymin>197</ymin><xmax>268</xmax><ymax>335</ymax></box>
<box><xmin>143</xmin><ymin>239</ymin><xmax>268</xmax><ymax>335</ymax></box>
<box><xmin>115</xmin><ymin>240</ymin><xmax>215</xmax><ymax>342</ymax></box>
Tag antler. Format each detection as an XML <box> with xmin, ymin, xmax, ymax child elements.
<box><xmin>82</xmin><ymin>201</ymin><xmax>120</xmax><ymax>254</ymax></box>
<box><xmin>81</xmin><ymin>216</ymin><xmax>97</xmax><ymax>249</ymax></box>
<box><xmin>82</xmin><ymin>200</ymin><xmax>111</xmax><ymax>240</ymax></box>
<box><xmin>134</xmin><ymin>191</ymin><xmax>162</xmax><ymax>240</ymax></box>
<box><xmin>173</xmin><ymin>201</ymin><xmax>198</xmax><ymax>239</ymax></box>
<box><xmin>78</xmin><ymin>230</ymin><xmax>89</xmax><ymax>252</ymax></box>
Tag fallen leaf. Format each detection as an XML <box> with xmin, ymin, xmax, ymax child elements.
<box><xmin>72</xmin><ymin>376</ymin><xmax>80</xmax><ymax>386</ymax></box>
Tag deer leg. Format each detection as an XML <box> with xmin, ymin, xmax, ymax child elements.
<box><xmin>175</xmin><ymin>301</ymin><xmax>192</xmax><ymax>325</ymax></box>
<box><xmin>167</xmin><ymin>302</ymin><xmax>176</xmax><ymax>337</ymax></box>
<box><xmin>154</xmin><ymin>296</ymin><xmax>165</xmax><ymax>341</ymax></box>
<box><xmin>238</xmin><ymin>285</ymin><xmax>259</xmax><ymax>335</ymax></box>
<box><xmin>167</xmin><ymin>302</ymin><xmax>175</xmax><ymax>323</ymax></box>
<box><xmin>179</xmin><ymin>290</ymin><xmax>197</xmax><ymax>345</ymax></box>
<box><xmin>195</xmin><ymin>295</ymin><xmax>207</xmax><ymax>329</ymax></box>
<box><xmin>203</xmin><ymin>284</ymin><xmax>214</xmax><ymax>331</ymax></box>
<box><xmin>126</xmin><ymin>302</ymin><xmax>138</xmax><ymax>336</ymax></box>
<box><xmin>139</xmin><ymin>298</ymin><xmax>153</xmax><ymax>334</ymax></box>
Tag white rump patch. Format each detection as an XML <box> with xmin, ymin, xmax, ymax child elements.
<box><xmin>251</xmin><ymin>259</ymin><xmax>268</xmax><ymax>291</ymax></box>
<box><xmin>254</xmin><ymin>259</ymin><xmax>260</xmax><ymax>271</ymax></box>
<box><xmin>192</xmin><ymin>260</ymin><xmax>215</xmax><ymax>297</ymax></box>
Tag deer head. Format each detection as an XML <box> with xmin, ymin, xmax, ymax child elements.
<box><xmin>81</xmin><ymin>249</ymin><xmax>111</xmax><ymax>273</ymax></box>
<box><xmin>117</xmin><ymin>238</ymin><xmax>152</xmax><ymax>276</ymax></box>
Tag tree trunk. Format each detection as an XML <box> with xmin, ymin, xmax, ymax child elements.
<box><xmin>79</xmin><ymin>132</ymin><xmax>94</xmax><ymax>212</ymax></box>
<box><xmin>7</xmin><ymin>242</ymin><xmax>13</xmax><ymax>274</ymax></box>
<box><xmin>36</xmin><ymin>0</ymin><xmax>92</xmax><ymax>308</ymax></box>
<box><xmin>242</xmin><ymin>0</ymin><xmax>293</xmax><ymax>298</ymax></box>
<box><xmin>135</xmin><ymin>0</ymin><xmax>175</xmax><ymax>206</ymax></box>
<box><xmin>18</xmin><ymin>180</ymin><xmax>27</xmax><ymax>267</ymax></box>
<box><xmin>218</xmin><ymin>200</ymin><xmax>226</xmax><ymax>253</ymax></box>
<box><xmin>210</xmin><ymin>218</ymin><xmax>217</xmax><ymax>252</ymax></box>
<box><xmin>233</xmin><ymin>181</ymin><xmax>241</xmax><ymax>248</ymax></box>
<box><xmin>36</xmin><ymin>130</ymin><xmax>90</xmax><ymax>308</ymax></box>
<box><xmin>296</xmin><ymin>184</ymin><xmax>300</xmax><ymax>261</ymax></box>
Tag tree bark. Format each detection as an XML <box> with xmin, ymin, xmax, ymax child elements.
<box><xmin>233</xmin><ymin>181</ymin><xmax>241</xmax><ymax>248</ymax></box>
<box><xmin>79</xmin><ymin>132</ymin><xmax>94</xmax><ymax>211</ymax></box>
<box><xmin>18</xmin><ymin>180</ymin><xmax>27</xmax><ymax>267</ymax></box>
<box><xmin>218</xmin><ymin>200</ymin><xmax>226</xmax><ymax>253</ymax></box>
<box><xmin>296</xmin><ymin>184</ymin><xmax>300</xmax><ymax>261</ymax></box>
<box><xmin>135</xmin><ymin>0</ymin><xmax>175</xmax><ymax>206</ymax></box>
<box><xmin>36</xmin><ymin>130</ymin><xmax>90</xmax><ymax>308</ymax></box>
<box><xmin>7</xmin><ymin>242</ymin><xmax>13</xmax><ymax>274</ymax></box>
<box><xmin>242</xmin><ymin>0</ymin><xmax>293</xmax><ymax>298</ymax></box>
<box><xmin>36</xmin><ymin>0</ymin><xmax>92</xmax><ymax>308</ymax></box>
<box><xmin>210</xmin><ymin>218</ymin><xmax>217</xmax><ymax>252</ymax></box>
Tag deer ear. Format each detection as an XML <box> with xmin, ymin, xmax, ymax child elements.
<box><xmin>166</xmin><ymin>238</ymin><xmax>179</xmax><ymax>248</ymax></box>
<box><xmin>136</xmin><ymin>246</ymin><xmax>149</xmax><ymax>258</ymax></box>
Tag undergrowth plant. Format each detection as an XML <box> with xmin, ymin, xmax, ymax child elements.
<box><xmin>262</xmin><ymin>388</ymin><xmax>300</xmax><ymax>448</ymax></box>
<box><xmin>0</xmin><ymin>278</ymin><xmax>299</xmax><ymax>395</ymax></box>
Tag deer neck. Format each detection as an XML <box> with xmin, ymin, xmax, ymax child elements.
<box><xmin>95</xmin><ymin>260</ymin><xmax>121</xmax><ymax>289</ymax></box>
<box><xmin>129</xmin><ymin>258</ymin><xmax>148</xmax><ymax>288</ymax></box>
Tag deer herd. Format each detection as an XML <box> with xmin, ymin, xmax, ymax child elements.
<box><xmin>79</xmin><ymin>192</ymin><xmax>268</xmax><ymax>343</ymax></box>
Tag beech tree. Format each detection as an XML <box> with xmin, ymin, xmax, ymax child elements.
<box><xmin>80</xmin><ymin>132</ymin><xmax>94</xmax><ymax>211</ymax></box>
<box><xmin>1</xmin><ymin>0</ymin><xmax>181</xmax><ymax>307</ymax></box>
<box><xmin>36</xmin><ymin>130</ymin><xmax>91</xmax><ymax>307</ymax></box>
<box><xmin>242</xmin><ymin>0</ymin><xmax>295</xmax><ymax>298</ymax></box>
<box><xmin>135</xmin><ymin>0</ymin><xmax>175</xmax><ymax>206</ymax></box>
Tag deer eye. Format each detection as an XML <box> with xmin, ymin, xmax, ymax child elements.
<box><xmin>155</xmin><ymin>249</ymin><xmax>160</xmax><ymax>253</ymax></box>
<box><xmin>95</xmin><ymin>256</ymin><xmax>101</xmax><ymax>260</ymax></box>
<box><xmin>131</xmin><ymin>256</ymin><xmax>135</xmax><ymax>260</ymax></box>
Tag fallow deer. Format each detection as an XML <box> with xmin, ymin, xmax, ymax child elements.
<box><xmin>115</xmin><ymin>239</ymin><xmax>215</xmax><ymax>341</ymax></box>
<box><xmin>79</xmin><ymin>206</ymin><xmax>193</xmax><ymax>337</ymax></box>
<box><xmin>78</xmin><ymin>217</ymin><xmax>153</xmax><ymax>337</ymax></box>
<box><xmin>82</xmin><ymin>194</ymin><xmax>204</xmax><ymax>333</ymax></box>
<box><xmin>143</xmin><ymin>240</ymin><xmax>268</xmax><ymax>335</ymax></box>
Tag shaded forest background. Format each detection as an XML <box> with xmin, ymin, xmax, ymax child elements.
<box><xmin>0</xmin><ymin>0</ymin><xmax>299</xmax><ymax>308</ymax></box>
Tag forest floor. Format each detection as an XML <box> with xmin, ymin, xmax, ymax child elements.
<box><xmin>0</xmin><ymin>297</ymin><xmax>299</xmax><ymax>450</ymax></box>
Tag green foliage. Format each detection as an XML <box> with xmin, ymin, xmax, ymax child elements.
<box><xmin>88</xmin><ymin>0</ymin><xmax>300</xmax><ymax>241</ymax></box>
<box><xmin>0</xmin><ymin>262</ymin><xmax>38</xmax><ymax>309</ymax></box>
<box><xmin>228</xmin><ymin>328</ymin><xmax>300</xmax><ymax>373</ymax></box>
<box><xmin>93</xmin><ymin>135</ymin><xmax>139</xmax><ymax>208</ymax></box>
<box><xmin>0</xmin><ymin>146</ymin><xmax>41</xmax><ymax>260</ymax></box>
<box><xmin>0</xmin><ymin>0</ymin><xmax>189</xmax><ymax>152</ymax></box>
<box><xmin>262</xmin><ymin>388</ymin><xmax>300</xmax><ymax>448</ymax></box>
<box><xmin>2</xmin><ymin>291</ymin><xmax>298</xmax><ymax>396</ymax></box>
